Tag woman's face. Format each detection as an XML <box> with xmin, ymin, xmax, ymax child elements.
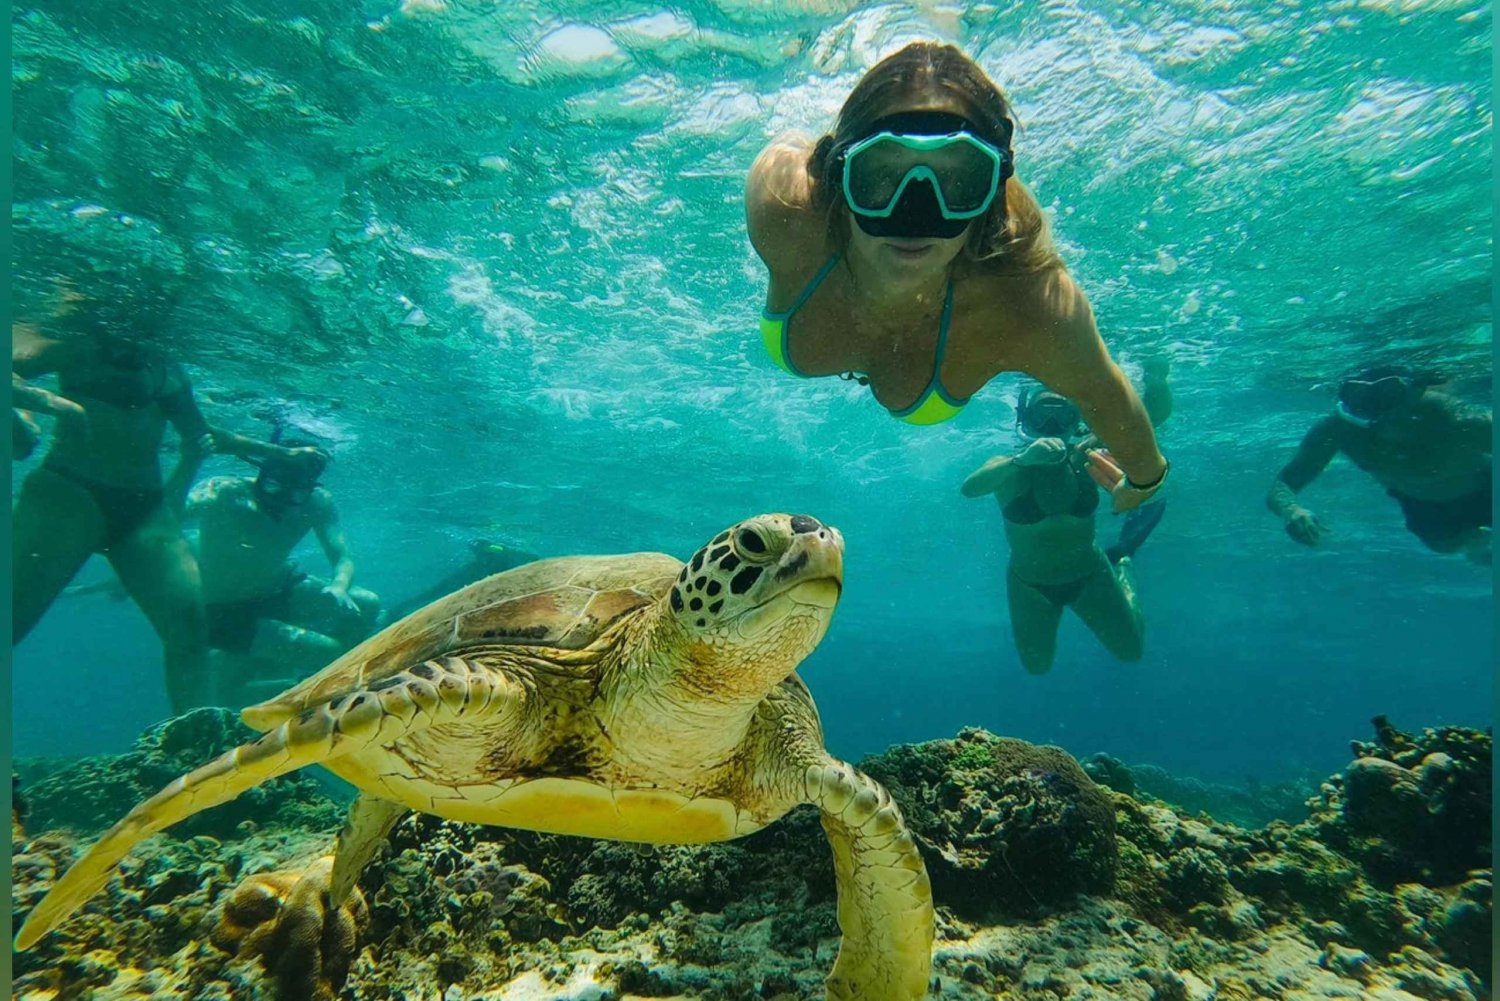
<box><xmin>845</xmin><ymin>217</ymin><xmax>971</xmax><ymax>280</ymax></box>
<box><xmin>840</xmin><ymin>92</ymin><xmax>984</xmax><ymax>282</ymax></box>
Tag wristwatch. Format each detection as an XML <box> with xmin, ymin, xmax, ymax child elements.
<box><xmin>1125</xmin><ymin>458</ymin><xmax>1170</xmax><ymax>492</ymax></box>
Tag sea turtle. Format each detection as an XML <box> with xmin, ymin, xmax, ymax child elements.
<box><xmin>16</xmin><ymin>513</ymin><xmax>935</xmax><ymax>1000</ymax></box>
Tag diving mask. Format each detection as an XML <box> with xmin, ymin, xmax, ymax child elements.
<box><xmin>1335</xmin><ymin>373</ymin><xmax>1414</xmax><ymax>428</ymax></box>
<box><xmin>841</xmin><ymin>111</ymin><xmax>1012</xmax><ymax>240</ymax></box>
<box><xmin>1018</xmin><ymin>390</ymin><xmax>1085</xmax><ymax>441</ymax></box>
<box><xmin>253</xmin><ymin>449</ymin><xmax>328</xmax><ymax>512</ymax></box>
<box><xmin>254</xmin><ymin>468</ymin><xmax>317</xmax><ymax>509</ymax></box>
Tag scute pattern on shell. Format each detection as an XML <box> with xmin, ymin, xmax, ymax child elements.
<box><xmin>241</xmin><ymin>553</ymin><xmax>683</xmax><ymax>730</ymax></box>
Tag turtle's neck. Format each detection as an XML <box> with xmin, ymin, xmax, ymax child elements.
<box><xmin>602</xmin><ymin>603</ymin><xmax>792</xmax><ymax>778</ymax></box>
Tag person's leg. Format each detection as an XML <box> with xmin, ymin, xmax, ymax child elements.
<box><xmin>12</xmin><ymin>468</ymin><xmax>107</xmax><ymax>643</ymax></box>
<box><xmin>1071</xmin><ymin>556</ymin><xmax>1145</xmax><ymax>663</ymax></box>
<box><xmin>1006</xmin><ymin>565</ymin><xmax>1067</xmax><ymax>675</ymax></box>
<box><xmin>107</xmin><ymin>504</ymin><xmax>213</xmax><ymax>713</ymax></box>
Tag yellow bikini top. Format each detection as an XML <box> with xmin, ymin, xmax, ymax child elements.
<box><xmin>759</xmin><ymin>255</ymin><xmax>970</xmax><ymax>426</ymax></box>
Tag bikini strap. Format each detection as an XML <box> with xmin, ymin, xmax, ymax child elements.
<box><xmin>934</xmin><ymin>279</ymin><xmax>956</xmax><ymax>362</ymax></box>
<box><xmin>775</xmin><ymin>254</ymin><xmax>841</xmax><ymax>318</ymax></box>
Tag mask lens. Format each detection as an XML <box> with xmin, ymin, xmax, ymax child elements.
<box><xmin>844</xmin><ymin>133</ymin><xmax>1000</xmax><ymax>218</ymax></box>
<box><xmin>257</xmin><ymin>469</ymin><xmax>315</xmax><ymax>506</ymax></box>
<box><xmin>1023</xmin><ymin>397</ymin><xmax>1081</xmax><ymax>438</ymax></box>
<box><xmin>845</xmin><ymin>136</ymin><xmax>912</xmax><ymax>213</ymax></box>
<box><xmin>922</xmin><ymin>140</ymin><xmax>998</xmax><ymax>213</ymax></box>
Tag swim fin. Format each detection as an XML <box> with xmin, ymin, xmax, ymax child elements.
<box><xmin>1107</xmin><ymin>500</ymin><xmax>1166</xmax><ymax>564</ymax></box>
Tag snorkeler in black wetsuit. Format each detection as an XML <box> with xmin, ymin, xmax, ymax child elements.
<box><xmin>12</xmin><ymin>321</ymin><xmax>326</xmax><ymax>713</ymax></box>
<box><xmin>1267</xmin><ymin>366</ymin><xmax>1492</xmax><ymax>565</ymax></box>
<box><xmin>960</xmin><ymin>361</ymin><xmax>1172</xmax><ymax>675</ymax></box>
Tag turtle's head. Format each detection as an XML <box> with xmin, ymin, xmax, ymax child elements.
<box><xmin>666</xmin><ymin>514</ymin><xmax>843</xmax><ymax>694</ymax></box>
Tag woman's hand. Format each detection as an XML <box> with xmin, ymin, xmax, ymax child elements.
<box><xmin>1087</xmin><ymin>449</ymin><xmax>1168</xmax><ymax>512</ymax></box>
<box><xmin>1014</xmin><ymin>437</ymin><xmax>1070</xmax><ymax>467</ymax></box>
<box><xmin>12</xmin><ymin>374</ymin><xmax>88</xmax><ymax>425</ymax></box>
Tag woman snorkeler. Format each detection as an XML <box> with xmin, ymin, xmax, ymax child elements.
<box><xmin>747</xmin><ymin>41</ymin><xmax>1167</xmax><ymax>510</ymax></box>
<box><xmin>960</xmin><ymin>364</ymin><xmax>1171</xmax><ymax>674</ymax></box>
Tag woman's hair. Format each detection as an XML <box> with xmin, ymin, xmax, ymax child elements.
<box><xmin>807</xmin><ymin>42</ymin><xmax>1061</xmax><ymax>274</ymax></box>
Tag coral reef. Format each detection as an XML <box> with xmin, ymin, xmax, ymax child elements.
<box><xmin>11</xmin><ymin>717</ymin><xmax>1491</xmax><ymax>1001</ymax></box>
<box><xmin>1323</xmin><ymin>714</ymin><xmax>1491</xmax><ymax>887</ymax></box>
<box><xmin>862</xmin><ymin>727</ymin><xmax>1118</xmax><ymax>918</ymax></box>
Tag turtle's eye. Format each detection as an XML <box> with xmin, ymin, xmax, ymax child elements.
<box><xmin>735</xmin><ymin>527</ymin><xmax>772</xmax><ymax>563</ymax></box>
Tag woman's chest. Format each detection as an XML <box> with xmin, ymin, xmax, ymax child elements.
<box><xmin>782</xmin><ymin>281</ymin><xmax>1017</xmax><ymax>408</ymax></box>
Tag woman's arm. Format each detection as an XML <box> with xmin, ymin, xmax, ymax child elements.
<box><xmin>961</xmin><ymin>439</ymin><xmax>1064</xmax><ymax>502</ymax></box>
<box><xmin>12</xmin><ymin>374</ymin><xmax>86</xmax><ymax>420</ymax></box>
<box><xmin>1024</xmin><ymin>275</ymin><xmax>1167</xmax><ymax>495</ymax></box>
<box><xmin>961</xmin><ymin>454</ymin><xmax>1022</xmax><ymax>498</ymax></box>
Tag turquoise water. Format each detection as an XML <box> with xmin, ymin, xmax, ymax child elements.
<box><xmin>11</xmin><ymin>0</ymin><xmax>1492</xmax><ymax>784</ymax></box>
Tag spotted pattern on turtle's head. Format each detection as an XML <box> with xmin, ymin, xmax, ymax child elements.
<box><xmin>667</xmin><ymin>513</ymin><xmax>842</xmax><ymax>634</ymax></box>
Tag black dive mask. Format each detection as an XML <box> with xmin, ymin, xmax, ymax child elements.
<box><xmin>1336</xmin><ymin>373</ymin><xmax>1415</xmax><ymax>428</ymax></box>
<box><xmin>1019</xmin><ymin>391</ymin><xmax>1086</xmax><ymax>440</ymax></box>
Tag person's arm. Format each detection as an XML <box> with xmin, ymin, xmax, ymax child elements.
<box><xmin>12</xmin><ymin>374</ymin><xmax>86</xmax><ymax>421</ymax></box>
<box><xmin>1266</xmin><ymin>417</ymin><xmax>1343</xmax><ymax>545</ymax></box>
<box><xmin>12</xmin><ymin>328</ymin><xmax>89</xmax><ymax>444</ymax></box>
<box><xmin>1024</xmin><ymin>275</ymin><xmax>1166</xmax><ymax>509</ymax></box>
<box><xmin>209</xmin><ymin>428</ymin><xmax>311</xmax><ymax>466</ymax></box>
<box><xmin>154</xmin><ymin>362</ymin><xmax>214</xmax><ymax>513</ymax></box>
<box><xmin>11</xmin><ymin>322</ymin><xmax>67</xmax><ymax>378</ymax></box>
<box><xmin>311</xmin><ymin>491</ymin><xmax>359</xmax><ymax>610</ymax></box>
<box><xmin>961</xmin><ymin>454</ymin><xmax>1022</xmax><ymax>499</ymax></box>
<box><xmin>960</xmin><ymin>439</ymin><xmax>1067</xmax><ymax>501</ymax></box>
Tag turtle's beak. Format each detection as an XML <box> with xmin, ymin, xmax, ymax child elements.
<box><xmin>786</xmin><ymin>578</ymin><xmax>840</xmax><ymax>609</ymax></box>
<box><xmin>773</xmin><ymin>516</ymin><xmax>843</xmax><ymax>600</ymax></box>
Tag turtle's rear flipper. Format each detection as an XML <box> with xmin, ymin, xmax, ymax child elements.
<box><xmin>14</xmin><ymin>656</ymin><xmax>523</xmax><ymax>951</ymax></box>
<box><xmin>806</xmin><ymin>759</ymin><xmax>935</xmax><ymax>1001</ymax></box>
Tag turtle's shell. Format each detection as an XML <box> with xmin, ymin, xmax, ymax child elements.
<box><xmin>241</xmin><ymin>553</ymin><xmax>682</xmax><ymax>730</ymax></box>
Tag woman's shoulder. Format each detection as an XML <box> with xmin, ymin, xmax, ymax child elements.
<box><xmin>746</xmin><ymin>132</ymin><xmax>827</xmax><ymax>266</ymax></box>
<box><xmin>747</xmin><ymin>131</ymin><xmax>818</xmax><ymax>205</ymax></box>
<box><xmin>966</xmin><ymin>263</ymin><xmax>1091</xmax><ymax>330</ymax></box>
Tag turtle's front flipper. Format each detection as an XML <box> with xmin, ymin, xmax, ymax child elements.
<box><xmin>330</xmin><ymin>794</ymin><xmax>407</xmax><ymax>907</ymax></box>
<box><xmin>14</xmin><ymin>655</ymin><xmax>525</xmax><ymax>951</ymax></box>
<box><xmin>805</xmin><ymin>759</ymin><xmax>934</xmax><ymax>1001</ymax></box>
